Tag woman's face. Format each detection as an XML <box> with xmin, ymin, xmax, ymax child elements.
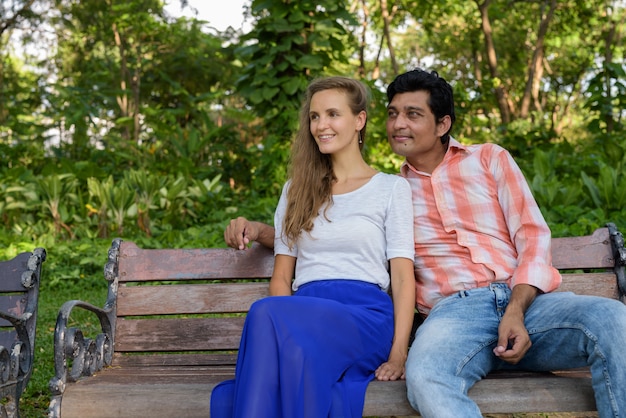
<box><xmin>309</xmin><ymin>89</ymin><xmax>364</xmax><ymax>156</ymax></box>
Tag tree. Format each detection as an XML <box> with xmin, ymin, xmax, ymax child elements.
<box><xmin>393</xmin><ymin>0</ymin><xmax>624</xmax><ymax>143</ymax></box>
<box><xmin>234</xmin><ymin>0</ymin><xmax>359</xmax><ymax>193</ymax></box>
<box><xmin>48</xmin><ymin>0</ymin><xmax>241</xmax><ymax>163</ymax></box>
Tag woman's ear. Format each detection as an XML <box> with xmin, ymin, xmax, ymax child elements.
<box><xmin>356</xmin><ymin>110</ymin><xmax>367</xmax><ymax>131</ymax></box>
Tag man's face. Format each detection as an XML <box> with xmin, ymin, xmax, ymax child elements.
<box><xmin>386</xmin><ymin>90</ymin><xmax>448</xmax><ymax>170</ymax></box>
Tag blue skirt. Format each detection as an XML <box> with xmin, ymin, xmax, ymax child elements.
<box><xmin>210</xmin><ymin>279</ymin><xmax>394</xmax><ymax>418</ymax></box>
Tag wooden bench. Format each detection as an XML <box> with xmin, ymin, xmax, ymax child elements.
<box><xmin>0</xmin><ymin>248</ymin><xmax>46</xmax><ymax>418</ymax></box>
<box><xmin>47</xmin><ymin>223</ymin><xmax>626</xmax><ymax>417</ymax></box>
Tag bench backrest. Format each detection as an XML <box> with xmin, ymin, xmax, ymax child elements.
<box><xmin>113</xmin><ymin>225</ymin><xmax>625</xmax><ymax>355</ymax></box>
<box><xmin>0</xmin><ymin>248</ymin><xmax>46</xmax><ymax>401</ymax></box>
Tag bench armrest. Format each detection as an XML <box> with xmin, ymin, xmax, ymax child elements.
<box><xmin>607</xmin><ymin>222</ymin><xmax>626</xmax><ymax>301</ymax></box>
<box><xmin>48</xmin><ymin>240</ymin><xmax>120</xmax><ymax>417</ymax></box>
<box><xmin>0</xmin><ymin>248</ymin><xmax>45</xmax><ymax>416</ymax></box>
<box><xmin>51</xmin><ymin>300</ymin><xmax>115</xmax><ymax>382</ymax></box>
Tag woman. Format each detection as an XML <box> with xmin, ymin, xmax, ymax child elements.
<box><xmin>210</xmin><ymin>76</ymin><xmax>415</xmax><ymax>417</ymax></box>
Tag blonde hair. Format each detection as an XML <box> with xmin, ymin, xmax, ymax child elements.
<box><xmin>282</xmin><ymin>76</ymin><xmax>370</xmax><ymax>248</ymax></box>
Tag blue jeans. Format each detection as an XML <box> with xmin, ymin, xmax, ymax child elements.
<box><xmin>405</xmin><ymin>283</ymin><xmax>626</xmax><ymax>418</ymax></box>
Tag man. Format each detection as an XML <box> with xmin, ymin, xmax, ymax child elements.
<box><xmin>224</xmin><ymin>69</ymin><xmax>626</xmax><ymax>417</ymax></box>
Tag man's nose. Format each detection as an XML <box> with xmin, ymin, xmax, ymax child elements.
<box><xmin>391</xmin><ymin>114</ymin><xmax>407</xmax><ymax>128</ymax></box>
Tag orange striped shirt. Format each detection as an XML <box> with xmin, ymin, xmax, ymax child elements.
<box><xmin>400</xmin><ymin>138</ymin><xmax>562</xmax><ymax>314</ymax></box>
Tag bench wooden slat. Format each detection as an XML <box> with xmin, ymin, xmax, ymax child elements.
<box><xmin>58</xmin><ymin>367</ymin><xmax>596</xmax><ymax>418</ymax></box>
<box><xmin>117</xmin><ymin>283</ymin><xmax>269</xmax><ymax>316</ymax></box>
<box><xmin>115</xmin><ymin>317</ymin><xmax>245</xmax><ymax>352</ymax></box>
<box><xmin>558</xmin><ymin>272</ymin><xmax>620</xmax><ymax>298</ymax></box>
<box><xmin>0</xmin><ymin>253</ymin><xmax>34</xmax><ymax>292</ymax></box>
<box><xmin>61</xmin><ymin>382</ymin><xmax>216</xmax><ymax>418</ymax></box>
<box><xmin>551</xmin><ymin>227</ymin><xmax>613</xmax><ymax>269</ymax></box>
<box><xmin>112</xmin><ymin>353</ymin><xmax>238</xmax><ymax>367</ymax></box>
<box><xmin>115</xmin><ymin>273</ymin><xmax>618</xmax><ymax>319</ymax></box>
<box><xmin>366</xmin><ymin>377</ymin><xmax>596</xmax><ymax>415</ymax></box>
<box><xmin>119</xmin><ymin>242</ymin><xmax>274</xmax><ymax>282</ymax></box>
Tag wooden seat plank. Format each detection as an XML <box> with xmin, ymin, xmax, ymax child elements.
<box><xmin>59</xmin><ymin>368</ymin><xmax>596</xmax><ymax>417</ymax></box>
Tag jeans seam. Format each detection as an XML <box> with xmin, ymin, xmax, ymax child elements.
<box><xmin>527</xmin><ymin>323</ymin><xmax>619</xmax><ymax>416</ymax></box>
<box><xmin>455</xmin><ymin>338</ymin><xmax>498</xmax><ymax>377</ymax></box>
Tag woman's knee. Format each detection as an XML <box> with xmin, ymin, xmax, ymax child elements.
<box><xmin>247</xmin><ymin>297</ymin><xmax>285</xmax><ymax>323</ymax></box>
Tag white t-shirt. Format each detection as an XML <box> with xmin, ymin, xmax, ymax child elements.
<box><xmin>274</xmin><ymin>172</ymin><xmax>415</xmax><ymax>292</ymax></box>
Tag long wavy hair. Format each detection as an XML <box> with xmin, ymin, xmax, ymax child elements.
<box><xmin>281</xmin><ymin>76</ymin><xmax>370</xmax><ymax>249</ymax></box>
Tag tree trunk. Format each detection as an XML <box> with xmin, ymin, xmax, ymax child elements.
<box><xmin>133</xmin><ymin>45</ymin><xmax>142</xmax><ymax>143</ymax></box>
<box><xmin>602</xmin><ymin>7</ymin><xmax>624</xmax><ymax>132</ymax></box>
<box><xmin>358</xmin><ymin>0</ymin><xmax>369</xmax><ymax>78</ymax></box>
<box><xmin>381</xmin><ymin>0</ymin><xmax>398</xmax><ymax>75</ymax></box>
<box><xmin>475</xmin><ymin>0</ymin><xmax>512</xmax><ymax>124</ymax></box>
<box><xmin>112</xmin><ymin>22</ymin><xmax>131</xmax><ymax>140</ymax></box>
<box><xmin>520</xmin><ymin>0</ymin><xmax>556</xmax><ymax>118</ymax></box>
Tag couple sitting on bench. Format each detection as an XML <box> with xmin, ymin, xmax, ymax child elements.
<box><xmin>212</xmin><ymin>69</ymin><xmax>626</xmax><ymax>418</ymax></box>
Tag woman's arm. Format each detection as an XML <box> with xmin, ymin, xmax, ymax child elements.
<box><xmin>375</xmin><ymin>257</ymin><xmax>415</xmax><ymax>381</ymax></box>
<box><xmin>268</xmin><ymin>254</ymin><xmax>296</xmax><ymax>296</ymax></box>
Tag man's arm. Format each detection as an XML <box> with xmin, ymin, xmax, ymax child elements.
<box><xmin>490</xmin><ymin>149</ymin><xmax>556</xmax><ymax>363</ymax></box>
<box><xmin>493</xmin><ymin>283</ymin><xmax>538</xmax><ymax>364</ymax></box>
<box><xmin>224</xmin><ymin>217</ymin><xmax>275</xmax><ymax>250</ymax></box>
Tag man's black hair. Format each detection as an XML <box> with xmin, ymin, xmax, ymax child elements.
<box><xmin>387</xmin><ymin>69</ymin><xmax>456</xmax><ymax>144</ymax></box>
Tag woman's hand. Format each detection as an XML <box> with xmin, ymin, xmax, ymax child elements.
<box><xmin>375</xmin><ymin>356</ymin><xmax>405</xmax><ymax>381</ymax></box>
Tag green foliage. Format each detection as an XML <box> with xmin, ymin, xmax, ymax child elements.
<box><xmin>581</xmin><ymin>161</ymin><xmax>626</xmax><ymax>214</ymax></box>
<box><xmin>1</xmin><ymin>0</ymin><xmax>626</xmax><ymax>415</ymax></box>
<box><xmin>585</xmin><ymin>62</ymin><xmax>626</xmax><ymax>133</ymax></box>
<box><xmin>235</xmin><ymin>0</ymin><xmax>359</xmax><ymax>194</ymax></box>
<box><xmin>529</xmin><ymin>149</ymin><xmax>584</xmax><ymax>209</ymax></box>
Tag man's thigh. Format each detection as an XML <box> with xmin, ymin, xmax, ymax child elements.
<box><xmin>515</xmin><ymin>291</ymin><xmax>624</xmax><ymax>371</ymax></box>
<box><xmin>409</xmin><ymin>288</ymin><xmax>502</xmax><ymax>379</ymax></box>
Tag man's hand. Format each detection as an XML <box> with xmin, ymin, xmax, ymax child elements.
<box><xmin>224</xmin><ymin>217</ymin><xmax>276</xmax><ymax>250</ymax></box>
<box><xmin>493</xmin><ymin>284</ymin><xmax>538</xmax><ymax>364</ymax></box>
<box><xmin>493</xmin><ymin>311</ymin><xmax>531</xmax><ymax>364</ymax></box>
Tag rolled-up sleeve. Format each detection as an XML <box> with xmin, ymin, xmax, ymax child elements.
<box><xmin>493</xmin><ymin>150</ymin><xmax>562</xmax><ymax>293</ymax></box>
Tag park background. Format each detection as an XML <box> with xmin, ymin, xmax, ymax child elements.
<box><xmin>1</xmin><ymin>0</ymin><xmax>625</xmax><ymax>416</ymax></box>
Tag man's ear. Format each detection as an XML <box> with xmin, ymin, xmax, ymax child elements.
<box><xmin>436</xmin><ymin>115</ymin><xmax>452</xmax><ymax>137</ymax></box>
